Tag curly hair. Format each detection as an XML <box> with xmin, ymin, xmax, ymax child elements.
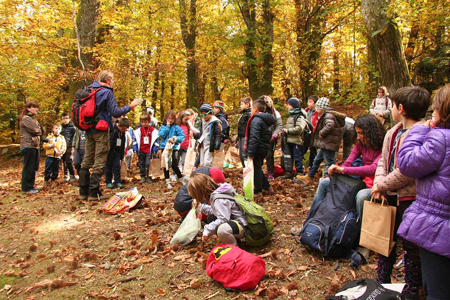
<box><xmin>354</xmin><ymin>114</ymin><xmax>386</xmax><ymax>150</ymax></box>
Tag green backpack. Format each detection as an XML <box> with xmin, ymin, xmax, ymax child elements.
<box><xmin>233</xmin><ymin>194</ymin><xmax>274</xmax><ymax>246</ymax></box>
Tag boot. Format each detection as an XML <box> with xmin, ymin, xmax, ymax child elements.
<box><xmin>88</xmin><ymin>173</ymin><xmax>109</xmax><ymax>201</ymax></box>
<box><xmin>402</xmin><ymin>242</ymin><xmax>422</xmax><ymax>300</ymax></box>
<box><xmin>166</xmin><ymin>179</ymin><xmax>173</xmax><ymax>189</ymax></box>
<box><xmin>297</xmin><ymin>174</ymin><xmax>313</xmax><ymax>184</ymax></box>
<box><xmin>79</xmin><ymin>168</ymin><xmax>90</xmax><ymax>200</ymax></box>
<box><xmin>377</xmin><ymin>253</ymin><xmax>395</xmax><ymax>283</ymax></box>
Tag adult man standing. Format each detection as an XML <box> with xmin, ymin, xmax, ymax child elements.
<box><xmin>79</xmin><ymin>70</ymin><xmax>143</xmax><ymax>201</ymax></box>
<box><xmin>60</xmin><ymin>113</ymin><xmax>76</xmax><ymax>183</ymax></box>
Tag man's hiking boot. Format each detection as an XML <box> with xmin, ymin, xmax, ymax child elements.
<box><xmin>297</xmin><ymin>174</ymin><xmax>313</xmax><ymax>184</ymax></box>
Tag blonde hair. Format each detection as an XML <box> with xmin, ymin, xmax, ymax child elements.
<box><xmin>187</xmin><ymin>173</ymin><xmax>218</xmax><ymax>205</ymax></box>
<box><xmin>98</xmin><ymin>70</ymin><xmax>114</xmax><ymax>83</ymax></box>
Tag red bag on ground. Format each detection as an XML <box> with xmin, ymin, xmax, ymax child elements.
<box><xmin>206</xmin><ymin>244</ymin><xmax>265</xmax><ymax>291</ymax></box>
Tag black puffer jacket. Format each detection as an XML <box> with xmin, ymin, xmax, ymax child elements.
<box><xmin>61</xmin><ymin>121</ymin><xmax>75</xmax><ymax>146</ymax></box>
<box><xmin>312</xmin><ymin>110</ymin><xmax>346</xmax><ymax>152</ymax></box>
<box><xmin>238</xmin><ymin>108</ymin><xmax>252</xmax><ymax>138</ymax></box>
<box><xmin>173</xmin><ymin>167</ymin><xmax>211</xmax><ymax>214</ymax></box>
<box><xmin>247</xmin><ymin>113</ymin><xmax>276</xmax><ymax>158</ymax></box>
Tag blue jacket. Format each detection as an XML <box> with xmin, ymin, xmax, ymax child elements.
<box><xmin>158</xmin><ymin>124</ymin><xmax>185</xmax><ymax>151</ymax></box>
<box><xmin>87</xmin><ymin>81</ymin><xmax>131</xmax><ymax>134</ymax></box>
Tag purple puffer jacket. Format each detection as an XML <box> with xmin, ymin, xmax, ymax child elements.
<box><xmin>397</xmin><ymin>125</ymin><xmax>450</xmax><ymax>258</ymax></box>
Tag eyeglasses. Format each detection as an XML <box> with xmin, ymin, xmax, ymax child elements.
<box><xmin>200</xmin><ymin>112</ymin><xmax>210</xmax><ymax>117</ymax></box>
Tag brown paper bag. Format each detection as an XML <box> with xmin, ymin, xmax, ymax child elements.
<box><xmin>360</xmin><ymin>197</ymin><xmax>396</xmax><ymax>257</ymax></box>
<box><xmin>120</xmin><ymin>160</ymin><xmax>127</xmax><ymax>180</ymax></box>
<box><xmin>212</xmin><ymin>149</ymin><xmax>225</xmax><ymax>169</ymax></box>
<box><xmin>224</xmin><ymin>146</ymin><xmax>241</xmax><ymax>167</ymax></box>
<box><xmin>151</xmin><ymin>156</ymin><xmax>163</xmax><ymax>177</ymax></box>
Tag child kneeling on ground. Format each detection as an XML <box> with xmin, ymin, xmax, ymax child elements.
<box><xmin>189</xmin><ymin>173</ymin><xmax>247</xmax><ymax>246</ymax></box>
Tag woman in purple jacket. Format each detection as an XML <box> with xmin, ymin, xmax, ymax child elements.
<box><xmin>397</xmin><ymin>84</ymin><xmax>450</xmax><ymax>300</ymax></box>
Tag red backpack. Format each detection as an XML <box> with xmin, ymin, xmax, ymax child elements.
<box><xmin>206</xmin><ymin>244</ymin><xmax>265</xmax><ymax>291</ymax></box>
<box><xmin>71</xmin><ymin>86</ymin><xmax>108</xmax><ymax>131</ymax></box>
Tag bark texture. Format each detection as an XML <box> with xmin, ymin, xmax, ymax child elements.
<box><xmin>362</xmin><ymin>0</ymin><xmax>411</xmax><ymax>94</ymax></box>
<box><xmin>179</xmin><ymin>0</ymin><xmax>199</xmax><ymax>108</ymax></box>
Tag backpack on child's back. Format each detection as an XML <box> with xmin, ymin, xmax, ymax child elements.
<box><xmin>216</xmin><ymin>193</ymin><xmax>274</xmax><ymax>246</ymax></box>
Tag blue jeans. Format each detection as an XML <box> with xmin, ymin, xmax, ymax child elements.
<box><xmin>310</xmin><ymin>177</ymin><xmax>371</xmax><ymax>217</ymax></box>
<box><xmin>138</xmin><ymin>152</ymin><xmax>152</xmax><ymax>178</ymax></box>
<box><xmin>355</xmin><ymin>188</ymin><xmax>372</xmax><ymax>217</ymax></box>
<box><xmin>308</xmin><ymin>149</ymin><xmax>336</xmax><ymax>177</ymax></box>
<box><xmin>292</xmin><ymin>144</ymin><xmax>304</xmax><ymax>174</ymax></box>
<box><xmin>44</xmin><ymin>157</ymin><xmax>60</xmax><ymax>181</ymax></box>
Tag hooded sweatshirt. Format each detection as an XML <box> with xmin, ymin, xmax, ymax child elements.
<box><xmin>199</xmin><ymin>183</ymin><xmax>248</xmax><ymax>237</ymax></box>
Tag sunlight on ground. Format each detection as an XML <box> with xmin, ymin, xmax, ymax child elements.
<box><xmin>36</xmin><ymin>214</ymin><xmax>83</xmax><ymax>234</ymax></box>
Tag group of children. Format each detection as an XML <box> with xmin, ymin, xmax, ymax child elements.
<box><xmin>36</xmin><ymin>82</ymin><xmax>450</xmax><ymax>299</ymax></box>
<box><xmin>183</xmin><ymin>85</ymin><xmax>450</xmax><ymax>299</ymax></box>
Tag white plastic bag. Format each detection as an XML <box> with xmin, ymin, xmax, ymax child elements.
<box><xmin>170</xmin><ymin>207</ymin><xmax>201</xmax><ymax>245</ymax></box>
<box><xmin>243</xmin><ymin>158</ymin><xmax>254</xmax><ymax>199</ymax></box>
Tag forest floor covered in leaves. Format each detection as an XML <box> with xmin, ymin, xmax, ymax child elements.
<box><xmin>0</xmin><ymin>156</ymin><xmax>387</xmax><ymax>300</ymax></box>
<box><xmin>0</xmin><ymin>103</ymin><xmax>394</xmax><ymax>299</ymax></box>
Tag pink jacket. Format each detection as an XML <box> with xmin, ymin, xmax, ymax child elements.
<box><xmin>341</xmin><ymin>142</ymin><xmax>381</xmax><ymax>188</ymax></box>
<box><xmin>374</xmin><ymin>122</ymin><xmax>416</xmax><ymax>201</ymax></box>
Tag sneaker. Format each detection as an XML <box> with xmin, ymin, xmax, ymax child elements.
<box><xmin>140</xmin><ymin>178</ymin><xmax>146</xmax><ymax>183</ymax></box>
<box><xmin>179</xmin><ymin>175</ymin><xmax>189</xmax><ymax>184</ymax></box>
<box><xmin>79</xmin><ymin>195</ymin><xmax>88</xmax><ymax>200</ymax></box>
<box><xmin>297</xmin><ymin>174</ymin><xmax>313</xmax><ymax>184</ymax></box>
<box><xmin>68</xmin><ymin>175</ymin><xmax>76</xmax><ymax>183</ymax></box>
<box><xmin>61</xmin><ymin>175</ymin><xmax>70</xmax><ymax>183</ymax></box>
<box><xmin>181</xmin><ymin>175</ymin><xmax>189</xmax><ymax>185</ymax></box>
<box><xmin>116</xmin><ymin>183</ymin><xmax>123</xmax><ymax>189</ymax></box>
<box><xmin>146</xmin><ymin>177</ymin><xmax>153</xmax><ymax>183</ymax></box>
<box><xmin>268</xmin><ymin>174</ymin><xmax>274</xmax><ymax>181</ymax></box>
<box><xmin>26</xmin><ymin>189</ymin><xmax>39</xmax><ymax>194</ymax></box>
<box><xmin>166</xmin><ymin>179</ymin><xmax>173</xmax><ymax>189</ymax></box>
<box><xmin>106</xmin><ymin>183</ymin><xmax>114</xmax><ymax>189</ymax></box>
<box><xmin>171</xmin><ymin>175</ymin><xmax>177</xmax><ymax>182</ymax></box>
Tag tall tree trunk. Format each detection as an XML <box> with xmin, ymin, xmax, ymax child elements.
<box><xmin>68</xmin><ymin>0</ymin><xmax>100</xmax><ymax>104</ymax></box>
<box><xmin>362</xmin><ymin>0</ymin><xmax>411</xmax><ymax>94</ymax></box>
<box><xmin>179</xmin><ymin>0</ymin><xmax>199</xmax><ymax>108</ymax></box>
<box><xmin>294</xmin><ymin>1</ymin><xmax>325</xmax><ymax>100</ymax></box>
<box><xmin>238</xmin><ymin>0</ymin><xmax>274</xmax><ymax>99</ymax></box>
<box><xmin>152</xmin><ymin>64</ymin><xmax>160</xmax><ymax>117</ymax></box>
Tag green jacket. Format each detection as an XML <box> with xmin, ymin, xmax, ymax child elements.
<box><xmin>285</xmin><ymin>111</ymin><xmax>307</xmax><ymax>145</ymax></box>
